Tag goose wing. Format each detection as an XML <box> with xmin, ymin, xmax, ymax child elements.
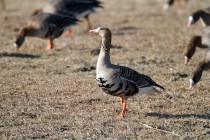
<box><xmin>32</xmin><ymin>13</ymin><xmax>78</xmax><ymax>31</ymax></box>
<box><xmin>47</xmin><ymin>0</ymin><xmax>102</xmax><ymax>17</ymax></box>
<box><xmin>119</xmin><ymin>66</ymin><xmax>165</xmax><ymax>90</ymax></box>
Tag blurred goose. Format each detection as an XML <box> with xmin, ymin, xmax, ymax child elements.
<box><xmin>163</xmin><ymin>0</ymin><xmax>189</xmax><ymax>11</ymax></box>
<box><xmin>33</xmin><ymin>0</ymin><xmax>102</xmax><ymax>31</ymax></box>
<box><xmin>184</xmin><ymin>36</ymin><xmax>208</xmax><ymax>65</ymax></box>
<box><xmin>188</xmin><ymin>8</ymin><xmax>210</xmax><ymax>27</ymax></box>
<box><xmin>184</xmin><ymin>27</ymin><xmax>210</xmax><ymax>64</ymax></box>
<box><xmin>14</xmin><ymin>12</ymin><xmax>78</xmax><ymax>50</ymax></box>
<box><xmin>90</xmin><ymin>27</ymin><xmax>165</xmax><ymax>117</ymax></box>
<box><xmin>189</xmin><ymin>27</ymin><xmax>210</xmax><ymax>89</ymax></box>
<box><xmin>189</xmin><ymin>50</ymin><xmax>210</xmax><ymax>89</ymax></box>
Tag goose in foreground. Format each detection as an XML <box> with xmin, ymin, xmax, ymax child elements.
<box><xmin>90</xmin><ymin>27</ymin><xmax>165</xmax><ymax>117</ymax></box>
<box><xmin>184</xmin><ymin>27</ymin><xmax>210</xmax><ymax>64</ymax></box>
<box><xmin>33</xmin><ymin>0</ymin><xmax>102</xmax><ymax>31</ymax></box>
<box><xmin>188</xmin><ymin>8</ymin><xmax>210</xmax><ymax>27</ymax></box>
<box><xmin>189</xmin><ymin>50</ymin><xmax>210</xmax><ymax>90</ymax></box>
<box><xmin>14</xmin><ymin>13</ymin><xmax>78</xmax><ymax>50</ymax></box>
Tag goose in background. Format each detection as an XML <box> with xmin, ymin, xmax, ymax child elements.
<box><xmin>188</xmin><ymin>8</ymin><xmax>210</xmax><ymax>27</ymax></box>
<box><xmin>189</xmin><ymin>27</ymin><xmax>210</xmax><ymax>89</ymax></box>
<box><xmin>184</xmin><ymin>35</ymin><xmax>208</xmax><ymax>65</ymax></box>
<box><xmin>189</xmin><ymin>51</ymin><xmax>210</xmax><ymax>89</ymax></box>
<box><xmin>90</xmin><ymin>27</ymin><xmax>165</xmax><ymax>117</ymax></box>
<box><xmin>32</xmin><ymin>0</ymin><xmax>102</xmax><ymax>32</ymax></box>
<box><xmin>14</xmin><ymin>13</ymin><xmax>78</xmax><ymax>51</ymax></box>
<box><xmin>163</xmin><ymin>0</ymin><xmax>189</xmax><ymax>11</ymax></box>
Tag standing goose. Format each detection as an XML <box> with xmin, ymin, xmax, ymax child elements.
<box><xmin>14</xmin><ymin>13</ymin><xmax>78</xmax><ymax>50</ymax></box>
<box><xmin>188</xmin><ymin>8</ymin><xmax>210</xmax><ymax>27</ymax></box>
<box><xmin>33</xmin><ymin>0</ymin><xmax>102</xmax><ymax>31</ymax></box>
<box><xmin>184</xmin><ymin>27</ymin><xmax>210</xmax><ymax>64</ymax></box>
<box><xmin>90</xmin><ymin>27</ymin><xmax>165</xmax><ymax>117</ymax></box>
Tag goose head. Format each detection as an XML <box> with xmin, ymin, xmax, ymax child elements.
<box><xmin>189</xmin><ymin>79</ymin><xmax>195</xmax><ymax>90</ymax></box>
<box><xmin>188</xmin><ymin>10</ymin><xmax>203</xmax><ymax>27</ymax></box>
<box><xmin>90</xmin><ymin>27</ymin><xmax>112</xmax><ymax>51</ymax></box>
<box><xmin>89</xmin><ymin>27</ymin><xmax>111</xmax><ymax>38</ymax></box>
<box><xmin>14</xmin><ymin>28</ymin><xmax>26</xmax><ymax>49</ymax></box>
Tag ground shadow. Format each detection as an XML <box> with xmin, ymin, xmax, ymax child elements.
<box><xmin>0</xmin><ymin>53</ymin><xmax>40</xmax><ymax>59</ymax></box>
<box><xmin>146</xmin><ymin>112</ymin><xmax>210</xmax><ymax>120</ymax></box>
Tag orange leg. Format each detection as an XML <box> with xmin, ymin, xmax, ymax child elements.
<box><xmin>119</xmin><ymin>96</ymin><xmax>127</xmax><ymax>117</ymax></box>
<box><xmin>46</xmin><ymin>39</ymin><xmax>54</xmax><ymax>50</ymax></box>
<box><xmin>65</xmin><ymin>29</ymin><xmax>72</xmax><ymax>36</ymax></box>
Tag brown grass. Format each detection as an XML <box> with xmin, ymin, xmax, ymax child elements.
<box><xmin>1</xmin><ymin>0</ymin><xmax>210</xmax><ymax>139</ymax></box>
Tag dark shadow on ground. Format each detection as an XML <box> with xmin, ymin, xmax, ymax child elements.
<box><xmin>0</xmin><ymin>53</ymin><xmax>40</xmax><ymax>59</ymax></box>
<box><xmin>146</xmin><ymin>112</ymin><xmax>210</xmax><ymax>120</ymax></box>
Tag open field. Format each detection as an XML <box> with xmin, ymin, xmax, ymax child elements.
<box><xmin>1</xmin><ymin>0</ymin><xmax>210</xmax><ymax>139</ymax></box>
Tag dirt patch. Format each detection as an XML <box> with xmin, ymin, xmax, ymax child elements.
<box><xmin>1</xmin><ymin>0</ymin><xmax>210</xmax><ymax>139</ymax></box>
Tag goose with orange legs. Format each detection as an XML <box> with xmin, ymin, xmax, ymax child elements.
<box><xmin>32</xmin><ymin>0</ymin><xmax>102</xmax><ymax>32</ymax></box>
<box><xmin>90</xmin><ymin>27</ymin><xmax>165</xmax><ymax>117</ymax></box>
<box><xmin>14</xmin><ymin>13</ymin><xmax>78</xmax><ymax>51</ymax></box>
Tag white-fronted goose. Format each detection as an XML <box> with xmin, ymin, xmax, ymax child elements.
<box><xmin>184</xmin><ymin>36</ymin><xmax>208</xmax><ymax>65</ymax></box>
<box><xmin>90</xmin><ymin>27</ymin><xmax>165</xmax><ymax>117</ymax></box>
<box><xmin>188</xmin><ymin>8</ymin><xmax>210</xmax><ymax>27</ymax></box>
<box><xmin>14</xmin><ymin>13</ymin><xmax>78</xmax><ymax>50</ymax></box>
<box><xmin>184</xmin><ymin>27</ymin><xmax>210</xmax><ymax>64</ymax></box>
<box><xmin>163</xmin><ymin>0</ymin><xmax>189</xmax><ymax>11</ymax></box>
<box><xmin>189</xmin><ymin>50</ymin><xmax>210</xmax><ymax>89</ymax></box>
<box><xmin>33</xmin><ymin>0</ymin><xmax>102</xmax><ymax>31</ymax></box>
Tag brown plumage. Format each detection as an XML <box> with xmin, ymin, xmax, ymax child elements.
<box><xmin>32</xmin><ymin>0</ymin><xmax>102</xmax><ymax>31</ymax></box>
<box><xmin>90</xmin><ymin>27</ymin><xmax>164</xmax><ymax>117</ymax></box>
<box><xmin>189</xmin><ymin>51</ymin><xmax>210</xmax><ymax>89</ymax></box>
<box><xmin>184</xmin><ymin>36</ymin><xmax>208</xmax><ymax>65</ymax></box>
<box><xmin>14</xmin><ymin>13</ymin><xmax>78</xmax><ymax>51</ymax></box>
<box><xmin>188</xmin><ymin>8</ymin><xmax>210</xmax><ymax>27</ymax></box>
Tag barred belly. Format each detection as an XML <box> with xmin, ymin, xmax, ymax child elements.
<box><xmin>97</xmin><ymin>77</ymin><xmax>139</xmax><ymax>97</ymax></box>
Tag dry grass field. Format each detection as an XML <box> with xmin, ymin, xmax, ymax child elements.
<box><xmin>1</xmin><ymin>0</ymin><xmax>210</xmax><ymax>139</ymax></box>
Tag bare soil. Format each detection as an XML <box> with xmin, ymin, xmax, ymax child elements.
<box><xmin>1</xmin><ymin>0</ymin><xmax>210</xmax><ymax>139</ymax></box>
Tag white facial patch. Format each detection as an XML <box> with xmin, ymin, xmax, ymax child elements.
<box><xmin>89</xmin><ymin>27</ymin><xmax>101</xmax><ymax>33</ymax></box>
<box><xmin>95</xmin><ymin>27</ymin><xmax>101</xmax><ymax>33</ymax></box>
<box><xmin>189</xmin><ymin>79</ymin><xmax>195</xmax><ymax>86</ymax></box>
<box><xmin>13</xmin><ymin>43</ymin><xmax>18</xmax><ymax>48</ymax></box>
<box><xmin>188</xmin><ymin>16</ymin><xmax>194</xmax><ymax>23</ymax></box>
<box><xmin>163</xmin><ymin>4</ymin><xmax>170</xmax><ymax>11</ymax></box>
